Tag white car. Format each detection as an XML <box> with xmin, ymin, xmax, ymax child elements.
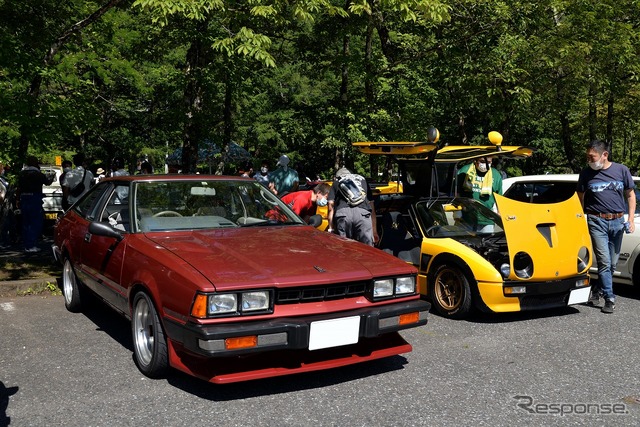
<box><xmin>40</xmin><ymin>165</ymin><xmax>64</xmax><ymax>223</ymax></box>
<box><xmin>502</xmin><ymin>174</ymin><xmax>640</xmax><ymax>288</ymax></box>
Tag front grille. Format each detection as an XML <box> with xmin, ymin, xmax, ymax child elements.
<box><xmin>276</xmin><ymin>281</ymin><xmax>368</xmax><ymax>304</ymax></box>
<box><xmin>519</xmin><ymin>293</ymin><xmax>569</xmax><ymax>311</ymax></box>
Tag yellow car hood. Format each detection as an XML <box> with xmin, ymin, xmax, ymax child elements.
<box><xmin>495</xmin><ymin>193</ymin><xmax>592</xmax><ymax>279</ymax></box>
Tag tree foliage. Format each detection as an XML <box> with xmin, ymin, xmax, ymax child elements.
<box><xmin>1</xmin><ymin>0</ymin><xmax>640</xmax><ymax>178</ymax></box>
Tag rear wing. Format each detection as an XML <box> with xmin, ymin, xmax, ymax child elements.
<box><xmin>353</xmin><ymin>129</ymin><xmax>534</xmax><ymax>198</ymax></box>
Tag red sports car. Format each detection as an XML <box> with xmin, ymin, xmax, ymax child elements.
<box><xmin>53</xmin><ymin>175</ymin><xmax>429</xmax><ymax>384</ymax></box>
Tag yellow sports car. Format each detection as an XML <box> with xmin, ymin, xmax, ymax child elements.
<box><xmin>354</xmin><ymin>130</ymin><xmax>593</xmax><ymax>319</ymax></box>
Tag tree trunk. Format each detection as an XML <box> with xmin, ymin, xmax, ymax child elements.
<box><xmin>607</xmin><ymin>92</ymin><xmax>614</xmax><ymax>154</ymax></box>
<box><xmin>588</xmin><ymin>84</ymin><xmax>597</xmax><ymax>143</ymax></box>
<box><xmin>337</xmin><ymin>16</ymin><xmax>350</xmax><ymax>172</ymax></box>
<box><xmin>365</xmin><ymin>9</ymin><xmax>378</xmax><ymax>179</ymax></box>
<box><xmin>215</xmin><ymin>76</ymin><xmax>234</xmax><ymax>175</ymax></box>
<box><xmin>181</xmin><ymin>24</ymin><xmax>210</xmax><ymax>174</ymax></box>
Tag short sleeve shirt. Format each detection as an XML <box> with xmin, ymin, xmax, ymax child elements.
<box><xmin>269</xmin><ymin>167</ymin><xmax>299</xmax><ymax>195</ymax></box>
<box><xmin>328</xmin><ymin>174</ymin><xmax>373</xmax><ymax>211</ymax></box>
<box><xmin>62</xmin><ymin>167</ymin><xmax>95</xmax><ymax>204</ymax></box>
<box><xmin>18</xmin><ymin>167</ymin><xmax>50</xmax><ymax>195</ymax></box>
<box><xmin>577</xmin><ymin>162</ymin><xmax>635</xmax><ymax>214</ymax></box>
<box><xmin>281</xmin><ymin>190</ymin><xmax>315</xmax><ymax>217</ymax></box>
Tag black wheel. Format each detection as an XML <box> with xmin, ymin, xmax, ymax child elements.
<box><xmin>62</xmin><ymin>258</ymin><xmax>83</xmax><ymax>312</ymax></box>
<box><xmin>632</xmin><ymin>259</ymin><xmax>640</xmax><ymax>296</ymax></box>
<box><xmin>428</xmin><ymin>262</ymin><xmax>473</xmax><ymax>319</ymax></box>
<box><xmin>131</xmin><ymin>292</ymin><xmax>168</xmax><ymax>378</ymax></box>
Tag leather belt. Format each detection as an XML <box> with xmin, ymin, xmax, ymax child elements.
<box><xmin>587</xmin><ymin>212</ymin><xmax>624</xmax><ymax>220</ymax></box>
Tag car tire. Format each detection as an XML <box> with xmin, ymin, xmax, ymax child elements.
<box><xmin>131</xmin><ymin>292</ymin><xmax>169</xmax><ymax>378</ymax></box>
<box><xmin>428</xmin><ymin>262</ymin><xmax>473</xmax><ymax>319</ymax></box>
<box><xmin>62</xmin><ymin>258</ymin><xmax>83</xmax><ymax>313</ymax></box>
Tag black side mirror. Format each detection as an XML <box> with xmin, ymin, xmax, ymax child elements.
<box><xmin>308</xmin><ymin>214</ymin><xmax>323</xmax><ymax>228</ymax></box>
<box><xmin>89</xmin><ymin>221</ymin><xmax>124</xmax><ymax>241</ymax></box>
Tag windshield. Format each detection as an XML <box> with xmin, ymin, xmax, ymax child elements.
<box><xmin>133</xmin><ymin>180</ymin><xmax>304</xmax><ymax>232</ymax></box>
<box><xmin>415</xmin><ymin>197</ymin><xmax>504</xmax><ymax>237</ymax></box>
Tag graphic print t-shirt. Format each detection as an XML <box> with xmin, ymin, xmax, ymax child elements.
<box><xmin>577</xmin><ymin>162</ymin><xmax>635</xmax><ymax>214</ymax></box>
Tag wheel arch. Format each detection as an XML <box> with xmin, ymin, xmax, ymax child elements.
<box><xmin>427</xmin><ymin>252</ymin><xmax>490</xmax><ymax>313</ymax></box>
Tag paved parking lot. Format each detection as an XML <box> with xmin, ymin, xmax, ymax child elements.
<box><xmin>1</xmin><ymin>286</ymin><xmax>640</xmax><ymax>426</ymax></box>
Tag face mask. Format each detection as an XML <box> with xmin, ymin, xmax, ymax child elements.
<box><xmin>476</xmin><ymin>162</ymin><xmax>488</xmax><ymax>173</ymax></box>
<box><xmin>589</xmin><ymin>160</ymin><xmax>604</xmax><ymax>171</ymax></box>
<box><xmin>317</xmin><ymin>197</ymin><xmax>328</xmax><ymax>207</ymax></box>
<box><xmin>261</xmin><ymin>167</ymin><xmax>268</xmax><ymax>174</ymax></box>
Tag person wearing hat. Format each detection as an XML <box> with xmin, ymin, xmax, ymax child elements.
<box><xmin>95</xmin><ymin>167</ymin><xmax>106</xmax><ymax>183</ymax></box>
<box><xmin>268</xmin><ymin>154</ymin><xmax>299</xmax><ymax>196</ymax></box>
<box><xmin>327</xmin><ymin>167</ymin><xmax>378</xmax><ymax>246</ymax></box>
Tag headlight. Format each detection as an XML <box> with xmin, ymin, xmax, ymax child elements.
<box><xmin>577</xmin><ymin>246</ymin><xmax>590</xmax><ymax>273</ymax></box>
<box><xmin>373</xmin><ymin>279</ymin><xmax>394</xmax><ymax>298</ymax></box>
<box><xmin>395</xmin><ymin>276</ymin><xmax>416</xmax><ymax>295</ymax></box>
<box><xmin>513</xmin><ymin>251</ymin><xmax>534</xmax><ymax>279</ymax></box>
<box><xmin>209</xmin><ymin>294</ymin><xmax>237</xmax><ymax>314</ymax></box>
<box><xmin>372</xmin><ymin>276</ymin><xmax>417</xmax><ymax>300</ymax></box>
<box><xmin>241</xmin><ymin>291</ymin><xmax>270</xmax><ymax>311</ymax></box>
<box><xmin>500</xmin><ymin>263</ymin><xmax>511</xmax><ymax>279</ymax></box>
<box><xmin>190</xmin><ymin>290</ymin><xmax>273</xmax><ymax>318</ymax></box>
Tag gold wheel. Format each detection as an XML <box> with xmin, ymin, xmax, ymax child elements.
<box><xmin>433</xmin><ymin>267</ymin><xmax>464</xmax><ymax>311</ymax></box>
<box><xmin>429</xmin><ymin>263</ymin><xmax>473</xmax><ymax>319</ymax></box>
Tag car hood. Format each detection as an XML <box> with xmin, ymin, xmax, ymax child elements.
<box><xmin>143</xmin><ymin>226</ymin><xmax>414</xmax><ymax>289</ymax></box>
<box><xmin>495</xmin><ymin>193</ymin><xmax>592</xmax><ymax>278</ymax></box>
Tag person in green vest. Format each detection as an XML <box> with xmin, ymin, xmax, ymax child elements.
<box><xmin>457</xmin><ymin>156</ymin><xmax>503</xmax><ymax>232</ymax></box>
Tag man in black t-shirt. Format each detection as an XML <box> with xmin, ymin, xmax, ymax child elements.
<box><xmin>577</xmin><ymin>140</ymin><xmax>636</xmax><ymax>314</ymax></box>
<box><xmin>17</xmin><ymin>156</ymin><xmax>53</xmax><ymax>252</ymax></box>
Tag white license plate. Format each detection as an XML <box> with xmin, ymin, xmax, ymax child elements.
<box><xmin>308</xmin><ymin>316</ymin><xmax>360</xmax><ymax>351</ymax></box>
<box><xmin>568</xmin><ymin>287</ymin><xmax>590</xmax><ymax>305</ymax></box>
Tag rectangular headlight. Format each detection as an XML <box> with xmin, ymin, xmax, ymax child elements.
<box><xmin>395</xmin><ymin>276</ymin><xmax>416</xmax><ymax>295</ymax></box>
<box><xmin>209</xmin><ymin>294</ymin><xmax>237</xmax><ymax>314</ymax></box>
<box><xmin>373</xmin><ymin>279</ymin><xmax>394</xmax><ymax>298</ymax></box>
<box><xmin>241</xmin><ymin>291</ymin><xmax>270</xmax><ymax>312</ymax></box>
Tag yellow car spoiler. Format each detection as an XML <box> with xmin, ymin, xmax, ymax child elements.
<box><xmin>434</xmin><ymin>145</ymin><xmax>534</xmax><ymax>162</ymax></box>
<box><xmin>352</xmin><ymin>141</ymin><xmax>438</xmax><ymax>156</ymax></box>
<box><xmin>354</xmin><ymin>130</ymin><xmax>534</xmax><ymax>161</ymax></box>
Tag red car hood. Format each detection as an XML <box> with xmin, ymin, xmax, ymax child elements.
<box><xmin>144</xmin><ymin>226</ymin><xmax>413</xmax><ymax>290</ymax></box>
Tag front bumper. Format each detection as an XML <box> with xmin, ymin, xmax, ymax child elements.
<box><xmin>477</xmin><ymin>275</ymin><xmax>590</xmax><ymax>313</ymax></box>
<box><xmin>164</xmin><ymin>299</ymin><xmax>430</xmax><ymax>357</ymax></box>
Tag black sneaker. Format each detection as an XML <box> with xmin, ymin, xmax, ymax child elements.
<box><xmin>587</xmin><ymin>292</ymin><xmax>601</xmax><ymax>307</ymax></box>
<box><xmin>602</xmin><ymin>300</ymin><xmax>615</xmax><ymax>314</ymax></box>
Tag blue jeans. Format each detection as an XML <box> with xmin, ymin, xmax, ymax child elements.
<box><xmin>588</xmin><ymin>215</ymin><xmax>624</xmax><ymax>302</ymax></box>
<box><xmin>20</xmin><ymin>194</ymin><xmax>44</xmax><ymax>249</ymax></box>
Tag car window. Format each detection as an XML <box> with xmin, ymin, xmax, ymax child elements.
<box><xmin>133</xmin><ymin>180</ymin><xmax>304</xmax><ymax>232</ymax></box>
<box><xmin>415</xmin><ymin>197</ymin><xmax>503</xmax><ymax>237</ymax></box>
<box><xmin>503</xmin><ymin>181</ymin><xmax>576</xmax><ymax>204</ymax></box>
<box><xmin>99</xmin><ymin>184</ymin><xmax>131</xmax><ymax>232</ymax></box>
<box><xmin>72</xmin><ymin>182</ymin><xmax>110</xmax><ymax>219</ymax></box>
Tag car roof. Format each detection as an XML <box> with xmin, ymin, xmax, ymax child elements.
<box><xmin>502</xmin><ymin>174</ymin><xmax>579</xmax><ymax>191</ymax></box>
<box><xmin>502</xmin><ymin>173</ymin><xmax>640</xmax><ymax>193</ymax></box>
